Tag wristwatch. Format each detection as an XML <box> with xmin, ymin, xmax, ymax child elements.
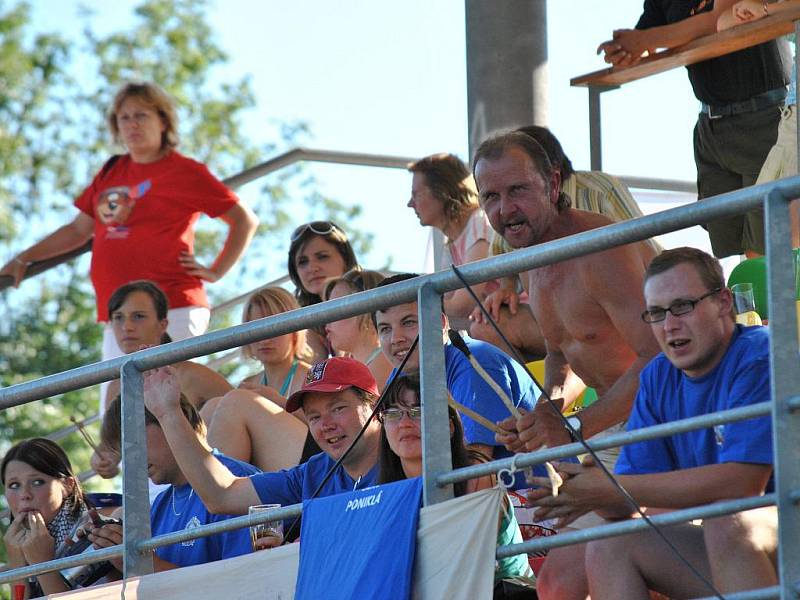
<box><xmin>565</xmin><ymin>414</ymin><xmax>583</xmax><ymax>442</ymax></box>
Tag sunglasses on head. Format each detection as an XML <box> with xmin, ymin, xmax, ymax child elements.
<box><xmin>290</xmin><ymin>221</ymin><xmax>343</xmax><ymax>243</ymax></box>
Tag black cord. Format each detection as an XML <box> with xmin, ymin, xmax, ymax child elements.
<box><xmin>282</xmin><ymin>336</ymin><xmax>420</xmax><ymax>542</ymax></box>
<box><xmin>450</xmin><ymin>263</ymin><xmax>725</xmax><ymax>600</ymax></box>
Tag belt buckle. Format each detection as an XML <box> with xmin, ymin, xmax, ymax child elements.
<box><xmin>707</xmin><ymin>104</ymin><xmax>723</xmax><ymax>120</ymax></box>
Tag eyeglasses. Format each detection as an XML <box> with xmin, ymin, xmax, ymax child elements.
<box><xmin>379</xmin><ymin>406</ymin><xmax>422</xmax><ymax>423</ymax></box>
<box><xmin>641</xmin><ymin>288</ymin><xmax>722</xmax><ymax>323</ymax></box>
<box><xmin>290</xmin><ymin>221</ymin><xmax>342</xmax><ymax>242</ymax></box>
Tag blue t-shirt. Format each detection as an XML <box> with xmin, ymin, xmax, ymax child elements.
<box><xmin>616</xmin><ymin>326</ymin><xmax>773</xmax><ymax>489</ymax></box>
<box><xmin>250</xmin><ymin>451</ymin><xmax>379</xmax><ymax>506</ymax></box>
<box><xmin>151</xmin><ymin>451</ymin><xmax>260</xmax><ymax>567</ymax></box>
<box><xmin>295</xmin><ymin>478</ymin><xmax>422</xmax><ymax>600</ymax></box>
<box><xmin>444</xmin><ymin>337</ymin><xmax>538</xmax><ymax>457</ymax></box>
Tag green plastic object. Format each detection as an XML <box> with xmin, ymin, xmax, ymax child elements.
<box><xmin>726</xmin><ymin>249</ymin><xmax>800</xmax><ymax>320</ymax></box>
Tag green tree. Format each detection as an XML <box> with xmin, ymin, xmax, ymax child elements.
<box><xmin>0</xmin><ymin>0</ymin><xmax>371</xmax><ymax>573</ymax></box>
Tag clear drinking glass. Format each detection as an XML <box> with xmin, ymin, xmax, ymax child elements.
<box><xmin>731</xmin><ymin>282</ymin><xmax>762</xmax><ymax>327</ymax></box>
<box><xmin>248</xmin><ymin>504</ymin><xmax>283</xmax><ymax>551</ymax></box>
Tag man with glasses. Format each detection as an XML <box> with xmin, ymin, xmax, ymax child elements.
<box><xmin>528</xmin><ymin>247</ymin><xmax>776</xmax><ymax>598</ymax></box>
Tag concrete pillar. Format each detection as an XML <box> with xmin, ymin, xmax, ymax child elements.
<box><xmin>465</xmin><ymin>0</ymin><xmax>548</xmax><ymax>158</ymax></box>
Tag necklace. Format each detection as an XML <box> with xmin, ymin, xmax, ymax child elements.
<box><xmin>171</xmin><ymin>486</ymin><xmax>195</xmax><ymax>517</ymax></box>
<box><xmin>260</xmin><ymin>359</ymin><xmax>300</xmax><ymax>396</ymax></box>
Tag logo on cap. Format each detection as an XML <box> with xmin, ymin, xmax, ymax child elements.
<box><xmin>306</xmin><ymin>360</ymin><xmax>327</xmax><ymax>384</ymax></box>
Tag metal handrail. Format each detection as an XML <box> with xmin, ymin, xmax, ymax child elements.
<box><xmin>0</xmin><ymin>148</ymin><xmax>418</xmax><ymax>292</ymax></box>
<box><xmin>1</xmin><ymin>175</ymin><xmax>797</xmax><ymax>593</ymax></box>
<box><xmin>0</xmin><ymin>144</ymin><xmax>693</xmax><ymax>292</ymax></box>
<box><xmin>2</xmin><ymin>174</ymin><xmax>785</xmax><ymax>409</ymax></box>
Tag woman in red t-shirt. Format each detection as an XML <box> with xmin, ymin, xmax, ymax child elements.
<box><xmin>0</xmin><ymin>81</ymin><xmax>258</xmax><ymax>363</ymax></box>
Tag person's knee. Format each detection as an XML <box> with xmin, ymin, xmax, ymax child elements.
<box><xmin>704</xmin><ymin>508</ymin><xmax>778</xmax><ymax>556</ymax></box>
<box><xmin>536</xmin><ymin>546</ymin><xmax>588</xmax><ymax>600</ymax></box>
<box><xmin>585</xmin><ymin>537</ymin><xmax>626</xmax><ymax>576</ymax></box>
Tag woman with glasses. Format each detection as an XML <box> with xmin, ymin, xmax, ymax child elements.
<box><xmin>0</xmin><ymin>81</ymin><xmax>258</xmax><ymax>372</ymax></box>
<box><xmin>323</xmin><ymin>268</ymin><xmax>393</xmax><ymax>391</ymax></box>
<box><xmin>378</xmin><ymin>374</ymin><xmax>535</xmax><ymax>589</ymax></box>
<box><xmin>288</xmin><ymin>221</ymin><xmax>359</xmax><ymax>360</ymax></box>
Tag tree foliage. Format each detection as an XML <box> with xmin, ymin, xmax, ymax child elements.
<box><xmin>0</xmin><ymin>0</ymin><xmax>372</xmax><ymax>567</ymax></box>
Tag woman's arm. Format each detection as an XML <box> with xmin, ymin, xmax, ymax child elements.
<box><xmin>443</xmin><ymin>239</ymin><xmax>490</xmax><ymax>321</ymax></box>
<box><xmin>179</xmin><ymin>202</ymin><xmax>258</xmax><ymax>283</ymax></box>
<box><xmin>0</xmin><ymin>213</ymin><xmax>94</xmax><ymax>287</ymax></box>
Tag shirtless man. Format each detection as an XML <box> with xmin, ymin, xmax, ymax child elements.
<box><xmin>472</xmin><ymin>131</ymin><xmax>661</xmax><ymax>599</ymax></box>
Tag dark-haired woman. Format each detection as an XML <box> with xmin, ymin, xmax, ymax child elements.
<box><xmin>3</xmin><ymin>439</ymin><xmax>94</xmax><ymax>597</ymax></box>
<box><xmin>287</xmin><ymin>221</ymin><xmax>359</xmax><ymax>361</ymax></box>
<box><xmin>378</xmin><ymin>374</ymin><xmax>534</xmax><ymax>586</ymax></box>
<box><xmin>91</xmin><ymin>280</ymin><xmax>231</xmax><ymax>480</ymax></box>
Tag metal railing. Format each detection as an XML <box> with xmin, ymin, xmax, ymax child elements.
<box><xmin>1</xmin><ymin>176</ymin><xmax>798</xmax><ymax>597</ymax></box>
<box><xmin>0</xmin><ymin>144</ymin><xmax>692</xmax><ymax>293</ymax></box>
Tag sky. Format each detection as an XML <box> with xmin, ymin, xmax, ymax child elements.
<box><xmin>26</xmin><ymin>0</ymin><xmax>725</xmax><ymax>302</ymax></box>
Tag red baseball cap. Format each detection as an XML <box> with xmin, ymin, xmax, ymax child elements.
<box><xmin>285</xmin><ymin>357</ymin><xmax>379</xmax><ymax>413</ymax></box>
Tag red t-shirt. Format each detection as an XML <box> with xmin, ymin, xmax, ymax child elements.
<box><xmin>74</xmin><ymin>151</ymin><xmax>239</xmax><ymax>322</ymax></box>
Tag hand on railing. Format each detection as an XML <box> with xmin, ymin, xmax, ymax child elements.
<box><xmin>597</xmin><ymin>29</ymin><xmax>653</xmax><ymax>68</ymax></box>
<box><xmin>0</xmin><ymin>256</ymin><xmax>31</xmax><ymax>289</ymax></box>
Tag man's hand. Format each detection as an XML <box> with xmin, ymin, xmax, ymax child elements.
<box><xmin>143</xmin><ymin>366</ymin><xmax>182</xmax><ymax>420</ymax></box>
<box><xmin>495</xmin><ymin>414</ymin><xmax>526</xmax><ymax>453</ymax></box>
<box><xmin>87</xmin><ymin>523</ymin><xmax>124</xmax><ymax>571</ymax></box>
<box><xmin>733</xmin><ymin>0</ymin><xmax>768</xmax><ymax>21</ymax></box>
<box><xmin>526</xmin><ymin>460</ymin><xmax>612</xmax><ymax>528</ymax></box>
<box><xmin>597</xmin><ymin>29</ymin><xmax>653</xmax><ymax>67</ymax></box>
<box><xmin>91</xmin><ymin>445</ymin><xmax>121</xmax><ymax>479</ymax></box>
<box><xmin>517</xmin><ymin>400</ymin><xmax>570</xmax><ymax>452</ymax></box>
<box><xmin>470</xmin><ymin>286</ymin><xmax>519</xmax><ymax>324</ymax></box>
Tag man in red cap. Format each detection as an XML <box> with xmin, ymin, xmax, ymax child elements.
<box><xmin>142</xmin><ymin>357</ymin><xmax>382</xmax><ymax>518</ymax></box>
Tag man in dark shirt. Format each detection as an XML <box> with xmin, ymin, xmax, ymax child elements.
<box><xmin>598</xmin><ymin>0</ymin><xmax>790</xmax><ymax>258</ymax></box>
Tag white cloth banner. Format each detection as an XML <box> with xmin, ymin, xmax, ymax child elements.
<box><xmin>48</xmin><ymin>488</ymin><xmax>503</xmax><ymax>599</ymax></box>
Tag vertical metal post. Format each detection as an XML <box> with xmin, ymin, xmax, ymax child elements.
<box><xmin>465</xmin><ymin>0</ymin><xmax>548</xmax><ymax>158</ymax></box>
<box><xmin>588</xmin><ymin>85</ymin><xmax>619</xmax><ymax>172</ymax></box>
<box><xmin>120</xmin><ymin>361</ymin><xmax>154</xmax><ymax>577</ymax></box>
<box><xmin>417</xmin><ymin>283</ymin><xmax>454</xmax><ymax>505</ymax></box>
<box><xmin>795</xmin><ymin>23</ymin><xmax>799</xmax><ymax>175</ymax></box>
<box><xmin>764</xmin><ymin>189</ymin><xmax>800</xmax><ymax>599</ymax></box>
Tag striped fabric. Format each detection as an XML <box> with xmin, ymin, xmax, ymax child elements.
<box><xmin>490</xmin><ymin>171</ymin><xmax>660</xmax><ymax>256</ymax></box>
